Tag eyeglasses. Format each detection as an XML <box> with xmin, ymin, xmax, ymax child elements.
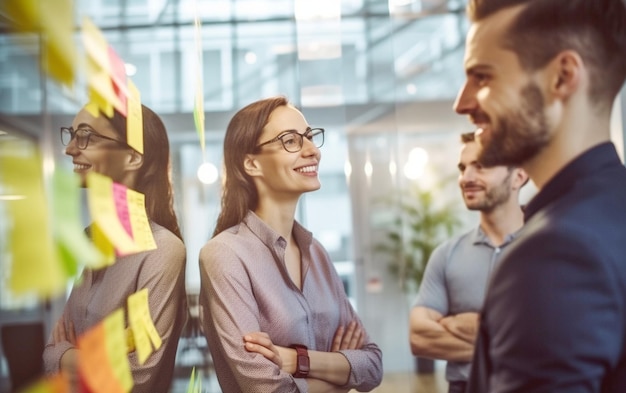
<box><xmin>255</xmin><ymin>128</ymin><xmax>325</xmax><ymax>153</ymax></box>
<box><xmin>60</xmin><ymin>126</ymin><xmax>128</xmax><ymax>150</ymax></box>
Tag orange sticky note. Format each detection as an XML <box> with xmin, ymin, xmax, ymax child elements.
<box><xmin>21</xmin><ymin>372</ymin><xmax>69</xmax><ymax>393</ymax></box>
<box><xmin>78</xmin><ymin>309</ymin><xmax>133</xmax><ymax>393</ymax></box>
<box><xmin>126</xmin><ymin>79</ymin><xmax>143</xmax><ymax>154</ymax></box>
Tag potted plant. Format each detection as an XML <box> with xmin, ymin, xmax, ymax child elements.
<box><xmin>374</xmin><ymin>182</ymin><xmax>461</xmax><ymax>373</ymax></box>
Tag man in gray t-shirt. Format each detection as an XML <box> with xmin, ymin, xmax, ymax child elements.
<box><xmin>409</xmin><ymin>132</ymin><xmax>529</xmax><ymax>393</ymax></box>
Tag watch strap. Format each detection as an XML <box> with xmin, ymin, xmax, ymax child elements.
<box><xmin>289</xmin><ymin>344</ymin><xmax>310</xmax><ymax>378</ymax></box>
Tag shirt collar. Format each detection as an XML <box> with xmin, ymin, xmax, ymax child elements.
<box><xmin>524</xmin><ymin>142</ymin><xmax>620</xmax><ymax>221</ymax></box>
<box><xmin>471</xmin><ymin>225</ymin><xmax>520</xmax><ymax>248</ymax></box>
<box><xmin>242</xmin><ymin>210</ymin><xmax>313</xmax><ymax>251</ymax></box>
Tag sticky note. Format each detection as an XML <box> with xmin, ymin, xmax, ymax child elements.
<box><xmin>126</xmin><ymin>189</ymin><xmax>156</xmax><ymax>252</ymax></box>
<box><xmin>126</xmin><ymin>79</ymin><xmax>143</xmax><ymax>154</ymax></box>
<box><xmin>108</xmin><ymin>45</ymin><xmax>128</xmax><ymax>117</ymax></box>
<box><xmin>78</xmin><ymin>309</ymin><xmax>133</xmax><ymax>393</ymax></box>
<box><xmin>127</xmin><ymin>289</ymin><xmax>162</xmax><ymax>365</ymax></box>
<box><xmin>52</xmin><ymin>169</ymin><xmax>104</xmax><ymax>274</ymax></box>
<box><xmin>0</xmin><ymin>141</ymin><xmax>65</xmax><ymax>298</ymax></box>
<box><xmin>86</xmin><ymin>172</ymin><xmax>138</xmax><ymax>255</ymax></box>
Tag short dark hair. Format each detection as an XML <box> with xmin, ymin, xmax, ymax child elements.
<box><xmin>467</xmin><ymin>0</ymin><xmax>626</xmax><ymax>113</ymax></box>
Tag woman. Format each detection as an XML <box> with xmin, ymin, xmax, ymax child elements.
<box><xmin>199</xmin><ymin>96</ymin><xmax>383</xmax><ymax>392</ymax></box>
<box><xmin>43</xmin><ymin>104</ymin><xmax>187</xmax><ymax>393</ymax></box>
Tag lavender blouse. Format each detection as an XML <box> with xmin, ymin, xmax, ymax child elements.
<box><xmin>199</xmin><ymin>211</ymin><xmax>383</xmax><ymax>393</ymax></box>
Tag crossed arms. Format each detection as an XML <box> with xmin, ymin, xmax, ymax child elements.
<box><xmin>409</xmin><ymin>307</ymin><xmax>479</xmax><ymax>362</ymax></box>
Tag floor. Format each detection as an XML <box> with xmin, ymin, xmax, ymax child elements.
<box><xmin>171</xmin><ymin>370</ymin><xmax>448</xmax><ymax>393</ymax></box>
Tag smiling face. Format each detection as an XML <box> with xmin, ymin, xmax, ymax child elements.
<box><xmin>454</xmin><ymin>5</ymin><xmax>552</xmax><ymax>167</ymax></box>
<box><xmin>64</xmin><ymin>108</ymin><xmax>136</xmax><ymax>187</ymax></box>
<box><xmin>246</xmin><ymin>105</ymin><xmax>322</xmax><ymax>200</ymax></box>
<box><xmin>458</xmin><ymin>141</ymin><xmax>515</xmax><ymax>212</ymax></box>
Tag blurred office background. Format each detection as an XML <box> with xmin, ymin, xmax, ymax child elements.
<box><xmin>0</xmin><ymin>0</ymin><xmax>624</xmax><ymax>391</ymax></box>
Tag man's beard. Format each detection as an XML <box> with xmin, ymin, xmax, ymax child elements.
<box><xmin>464</xmin><ymin>170</ymin><xmax>513</xmax><ymax>212</ymax></box>
<box><xmin>478</xmin><ymin>82</ymin><xmax>551</xmax><ymax>167</ymax></box>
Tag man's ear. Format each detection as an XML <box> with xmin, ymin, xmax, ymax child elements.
<box><xmin>243</xmin><ymin>154</ymin><xmax>262</xmax><ymax>177</ymax></box>
<box><xmin>512</xmin><ymin>167</ymin><xmax>529</xmax><ymax>190</ymax></box>
<box><xmin>126</xmin><ymin>150</ymin><xmax>144</xmax><ymax>171</ymax></box>
<box><xmin>548</xmin><ymin>50</ymin><xmax>583</xmax><ymax>99</ymax></box>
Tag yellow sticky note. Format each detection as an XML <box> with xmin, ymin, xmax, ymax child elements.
<box><xmin>5</xmin><ymin>0</ymin><xmax>76</xmax><ymax>88</ymax></box>
<box><xmin>82</xmin><ymin>17</ymin><xmax>123</xmax><ymax>114</ymax></box>
<box><xmin>52</xmin><ymin>169</ymin><xmax>104</xmax><ymax>274</ymax></box>
<box><xmin>186</xmin><ymin>367</ymin><xmax>202</xmax><ymax>393</ymax></box>
<box><xmin>86</xmin><ymin>64</ymin><xmax>116</xmax><ymax>117</ymax></box>
<box><xmin>4</xmin><ymin>0</ymin><xmax>39</xmax><ymax>31</ymax></box>
<box><xmin>128</xmin><ymin>289</ymin><xmax>162</xmax><ymax>365</ymax></box>
<box><xmin>40</xmin><ymin>0</ymin><xmax>75</xmax><ymax>89</ymax></box>
<box><xmin>84</xmin><ymin>100</ymin><xmax>100</xmax><ymax>118</ymax></box>
<box><xmin>81</xmin><ymin>17</ymin><xmax>110</xmax><ymax>74</ymax></box>
<box><xmin>88</xmin><ymin>86</ymin><xmax>114</xmax><ymax>118</ymax></box>
<box><xmin>126</xmin><ymin>79</ymin><xmax>143</xmax><ymax>154</ymax></box>
<box><xmin>103</xmin><ymin>309</ymin><xmax>134</xmax><ymax>392</ymax></box>
<box><xmin>86</xmin><ymin>172</ymin><xmax>138</xmax><ymax>255</ymax></box>
<box><xmin>0</xmin><ymin>141</ymin><xmax>66</xmax><ymax>298</ymax></box>
<box><xmin>193</xmin><ymin>15</ymin><xmax>205</xmax><ymax>156</ymax></box>
<box><xmin>127</xmin><ymin>189</ymin><xmax>156</xmax><ymax>252</ymax></box>
<box><xmin>91</xmin><ymin>223</ymin><xmax>115</xmax><ymax>268</ymax></box>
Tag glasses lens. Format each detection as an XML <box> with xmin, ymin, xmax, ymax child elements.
<box><xmin>280</xmin><ymin>132</ymin><xmax>301</xmax><ymax>153</ymax></box>
<box><xmin>60</xmin><ymin>128</ymin><xmax>72</xmax><ymax>146</ymax></box>
<box><xmin>75</xmin><ymin>129</ymin><xmax>90</xmax><ymax>150</ymax></box>
<box><xmin>310</xmin><ymin>128</ymin><xmax>324</xmax><ymax>148</ymax></box>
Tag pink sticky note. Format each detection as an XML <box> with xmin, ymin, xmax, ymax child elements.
<box><xmin>112</xmin><ymin>182</ymin><xmax>133</xmax><ymax>239</ymax></box>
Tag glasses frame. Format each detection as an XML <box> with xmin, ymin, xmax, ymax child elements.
<box><xmin>60</xmin><ymin>126</ymin><xmax>128</xmax><ymax>150</ymax></box>
<box><xmin>255</xmin><ymin>127</ymin><xmax>325</xmax><ymax>153</ymax></box>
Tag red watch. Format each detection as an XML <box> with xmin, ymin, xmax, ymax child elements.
<box><xmin>289</xmin><ymin>344</ymin><xmax>310</xmax><ymax>378</ymax></box>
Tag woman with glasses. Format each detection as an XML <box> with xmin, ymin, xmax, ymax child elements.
<box><xmin>198</xmin><ymin>96</ymin><xmax>383</xmax><ymax>392</ymax></box>
<box><xmin>43</xmin><ymin>104</ymin><xmax>187</xmax><ymax>393</ymax></box>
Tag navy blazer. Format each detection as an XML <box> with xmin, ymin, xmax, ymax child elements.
<box><xmin>468</xmin><ymin>142</ymin><xmax>626</xmax><ymax>392</ymax></box>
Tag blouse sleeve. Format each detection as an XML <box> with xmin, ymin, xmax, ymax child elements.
<box><xmin>42</xmin><ymin>292</ymin><xmax>80</xmax><ymax>374</ymax></box>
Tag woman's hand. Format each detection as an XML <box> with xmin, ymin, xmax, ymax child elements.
<box><xmin>331</xmin><ymin>321</ymin><xmax>363</xmax><ymax>351</ymax></box>
<box><xmin>244</xmin><ymin>332</ymin><xmax>294</xmax><ymax>372</ymax></box>
<box><xmin>52</xmin><ymin>318</ymin><xmax>76</xmax><ymax>345</ymax></box>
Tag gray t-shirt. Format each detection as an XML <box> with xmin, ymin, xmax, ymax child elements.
<box><xmin>413</xmin><ymin>226</ymin><xmax>517</xmax><ymax>382</ymax></box>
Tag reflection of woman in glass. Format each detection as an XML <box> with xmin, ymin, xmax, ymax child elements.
<box><xmin>43</xmin><ymin>104</ymin><xmax>187</xmax><ymax>393</ymax></box>
<box><xmin>199</xmin><ymin>96</ymin><xmax>383</xmax><ymax>392</ymax></box>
